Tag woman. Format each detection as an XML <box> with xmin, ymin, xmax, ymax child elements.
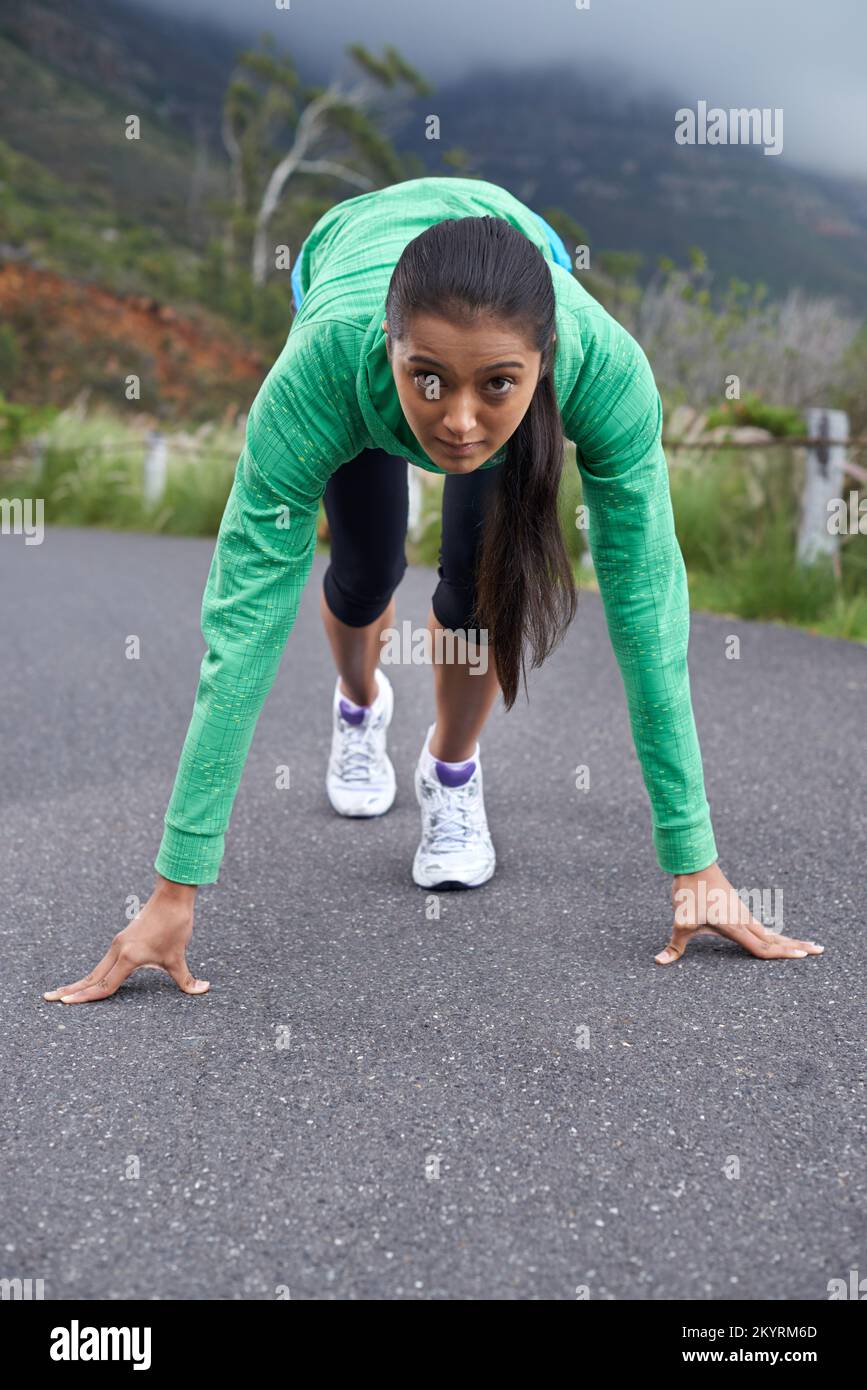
<box><xmin>43</xmin><ymin>176</ymin><xmax>823</xmax><ymax>1004</ymax></box>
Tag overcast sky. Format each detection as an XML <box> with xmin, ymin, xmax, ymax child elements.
<box><xmin>136</xmin><ymin>0</ymin><xmax>866</xmax><ymax>179</ymax></box>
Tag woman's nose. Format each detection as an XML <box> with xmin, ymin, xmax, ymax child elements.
<box><xmin>442</xmin><ymin>394</ymin><xmax>478</xmax><ymax>435</ymax></box>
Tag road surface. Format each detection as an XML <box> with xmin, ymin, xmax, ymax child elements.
<box><xmin>1</xmin><ymin>525</ymin><xmax>863</xmax><ymax>1300</ymax></box>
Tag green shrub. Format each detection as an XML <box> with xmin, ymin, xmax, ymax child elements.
<box><xmin>705</xmin><ymin>392</ymin><xmax>805</xmax><ymax>437</ymax></box>
<box><xmin>668</xmin><ymin>446</ymin><xmax>867</xmax><ymax>640</ymax></box>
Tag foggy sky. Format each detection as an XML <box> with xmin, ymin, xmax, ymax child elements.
<box><xmin>133</xmin><ymin>0</ymin><xmax>866</xmax><ymax>180</ymax></box>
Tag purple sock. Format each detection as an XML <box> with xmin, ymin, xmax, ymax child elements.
<box><xmin>434</xmin><ymin>757</ymin><xmax>476</xmax><ymax>787</ymax></box>
<box><xmin>338</xmin><ymin>698</ymin><xmax>367</xmax><ymax>726</ymax></box>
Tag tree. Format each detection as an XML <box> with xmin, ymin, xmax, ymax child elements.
<box><xmin>221</xmin><ymin>36</ymin><xmax>434</xmax><ymax>286</ymax></box>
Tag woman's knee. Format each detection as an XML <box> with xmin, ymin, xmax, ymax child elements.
<box><xmin>431</xmin><ymin>577</ymin><xmax>488</xmax><ymax>638</ymax></box>
<box><xmin>323</xmin><ymin>554</ymin><xmax>407</xmax><ymax>627</ymax></box>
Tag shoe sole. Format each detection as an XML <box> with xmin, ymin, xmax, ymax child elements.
<box><xmin>327</xmin><ymin>672</ymin><xmax>396</xmax><ymax>817</ymax></box>
<box><xmin>411</xmin><ymin>763</ymin><xmax>495</xmax><ymax>889</ymax></box>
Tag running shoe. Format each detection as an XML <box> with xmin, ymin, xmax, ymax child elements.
<box><xmin>326</xmin><ymin>666</ymin><xmax>396</xmax><ymax>816</ymax></box>
<box><xmin>412</xmin><ymin>722</ymin><xmax>496</xmax><ymax>888</ymax></box>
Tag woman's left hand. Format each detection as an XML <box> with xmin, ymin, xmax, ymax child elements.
<box><xmin>655</xmin><ymin>860</ymin><xmax>825</xmax><ymax>965</ymax></box>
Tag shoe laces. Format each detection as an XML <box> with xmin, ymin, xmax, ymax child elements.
<box><xmin>426</xmin><ymin>778</ymin><xmax>479</xmax><ymax>853</ymax></box>
<box><xmin>336</xmin><ymin>707</ymin><xmax>384</xmax><ymax>783</ymax></box>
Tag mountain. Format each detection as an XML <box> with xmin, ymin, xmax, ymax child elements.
<box><xmin>1</xmin><ymin>0</ymin><xmax>865</xmax><ymax>314</ymax></box>
<box><xmin>404</xmin><ymin>65</ymin><xmax>867</xmax><ymax>311</ymax></box>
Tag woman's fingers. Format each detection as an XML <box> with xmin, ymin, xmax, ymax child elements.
<box><xmin>44</xmin><ymin>947</ymin><xmax>209</xmax><ymax>1003</ymax></box>
<box><xmin>162</xmin><ymin>952</ymin><xmax>210</xmax><ymax>995</ymax></box>
<box><xmin>656</xmin><ymin>916</ymin><xmax>825</xmax><ymax>965</ymax></box>
<box><xmin>54</xmin><ymin>954</ymin><xmax>138</xmax><ymax>1004</ymax></box>
<box><xmin>43</xmin><ymin>941</ymin><xmax>122</xmax><ymax>1001</ymax></box>
<box><xmin>708</xmin><ymin>905</ymin><xmax>824</xmax><ymax>958</ymax></box>
<box><xmin>655</xmin><ymin>926</ymin><xmax>700</xmax><ymax>965</ymax></box>
<box><xmin>740</xmin><ymin>918</ymin><xmax>824</xmax><ymax>954</ymax></box>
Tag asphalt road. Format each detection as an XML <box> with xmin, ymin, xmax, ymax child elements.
<box><xmin>1</xmin><ymin>525</ymin><xmax>864</xmax><ymax>1300</ymax></box>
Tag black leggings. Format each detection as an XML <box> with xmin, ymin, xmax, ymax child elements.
<box><xmin>322</xmin><ymin>447</ymin><xmax>501</xmax><ymax>634</ymax></box>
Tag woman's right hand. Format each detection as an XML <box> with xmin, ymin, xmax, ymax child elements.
<box><xmin>43</xmin><ymin>876</ymin><xmax>209</xmax><ymax>1004</ymax></box>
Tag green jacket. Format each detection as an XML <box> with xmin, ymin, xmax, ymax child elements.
<box><xmin>154</xmin><ymin>176</ymin><xmax>717</xmax><ymax>885</ymax></box>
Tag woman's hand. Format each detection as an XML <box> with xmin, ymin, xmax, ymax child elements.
<box><xmin>655</xmin><ymin>860</ymin><xmax>825</xmax><ymax>965</ymax></box>
<box><xmin>43</xmin><ymin>876</ymin><xmax>209</xmax><ymax>1004</ymax></box>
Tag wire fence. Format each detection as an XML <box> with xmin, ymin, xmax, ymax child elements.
<box><xmin>11</xmin><ymin>407</ymin><xmax>865</xmax><ymax>565</ymax></box>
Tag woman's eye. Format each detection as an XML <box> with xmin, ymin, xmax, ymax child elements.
<box><xmin>410</xmin><ymin>371</ymin><xmax>514</xmax><ymax>396</ymax></box>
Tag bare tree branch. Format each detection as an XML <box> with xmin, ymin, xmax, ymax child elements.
<box><xmin>295</xmin><ymin>160</ymin><xmax>375</xmax><ymax>188</ymax></box>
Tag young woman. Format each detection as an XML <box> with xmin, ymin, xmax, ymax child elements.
<box><xmin>43</xmin><ymin>176</ymin><xmax>823</xmax><ymax>1004</ymax></box>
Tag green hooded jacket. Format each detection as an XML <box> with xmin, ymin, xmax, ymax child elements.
<box><xmin>154</xmin><ymin>176</ymin><xmax>717</xmax><ymax>885</ymax></box>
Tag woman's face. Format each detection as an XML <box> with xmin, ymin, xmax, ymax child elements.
<box><xmin>384</xmin><ymin>310</ymin><xmax>553</xmax><ymax>474</ymax></box>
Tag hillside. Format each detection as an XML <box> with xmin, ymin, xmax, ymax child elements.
<box><xmin>0</xmin><ymin>260</ymin><xmax>266</xmax><ymax>419</ymax></box>
<box><xmin>2</xmin><ymin>0</ymin><xmax>866</xmax><ymax>313</ymax></box>
<box><xmin>0</xmin><ymin>0</ymin><xmax>865</xmax><ymax>428</ymax></box>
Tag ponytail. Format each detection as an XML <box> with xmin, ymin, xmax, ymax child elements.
<box><xmin>473</xmin><ymin>348</ymin><xmax>577</xmax><ymax>709</ymax></box>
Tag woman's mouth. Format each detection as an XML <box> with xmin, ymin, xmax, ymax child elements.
<box><xmin>436</xmin><ymin>438</ymin><xmax>484</xmax><ymax>455</ymax></box>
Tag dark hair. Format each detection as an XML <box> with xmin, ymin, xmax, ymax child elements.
<box><xmin>384</xmin><ymin>214</ymin><xmax>577</xmax><ymax>710</ymax></box>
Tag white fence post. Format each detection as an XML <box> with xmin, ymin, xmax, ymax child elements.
<box><xmin>797</xmin><ymin>408</ymin><xmax>849</xmax><ymax>568</ymax></box>
<box><xmin>143</xmin><ymin>429</ymin><xmax>168</xmax><ymax>504</ymax></box>
<box><xmin>30</xmin><ymin>436</ymin><xmax>45</xmax><ymax>482</ymax></box>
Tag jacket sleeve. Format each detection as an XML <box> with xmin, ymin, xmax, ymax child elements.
<box><xmin>562</xmin><ymin>307</ymin><xmax>718</xmax><ymax>875</ymax></box>
<box><xmin>154</xmin><ymin>321</ymin><xmax>364</xmax><ymax>885</ymax></box>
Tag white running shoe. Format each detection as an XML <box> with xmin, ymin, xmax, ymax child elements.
<box><xmin>326</xmin><ymin>667</ymin><xmax>396</xmax><ymax>816</ymax></box>
<box><xmin>412</xmin><ymin>722</ymin><xmax>496</xmax><ymax>889</ymax></box>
